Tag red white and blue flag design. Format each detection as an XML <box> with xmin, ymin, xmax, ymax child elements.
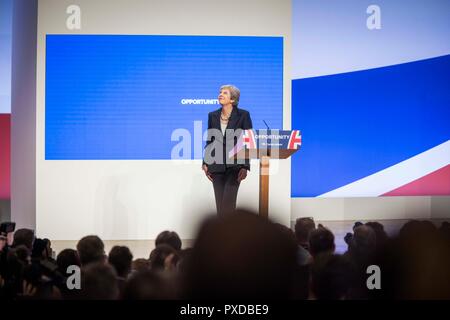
<box><xmin>288</xmin><ymin>130</ymin><xmax>302</xmax><ymax>149</ymax></box>
<box><xmin>243</xmin><ymin>129</ymin><xmax>257</xmax><ymax>149</ymax></box>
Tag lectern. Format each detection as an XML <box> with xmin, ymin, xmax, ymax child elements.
<box><xmin>229</xmin><ymin>129</ymin><xmax>302</xmax><ymax>218</ymax></box>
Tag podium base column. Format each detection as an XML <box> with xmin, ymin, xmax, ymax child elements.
<box><xmin>259</xmin><ymin>156</ymin><xmax>270</xmax><ymax>218</ymax></box>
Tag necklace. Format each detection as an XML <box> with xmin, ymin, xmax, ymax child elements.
<box><xmin>221</xmin><ymin>110</ymin><xmax>231</xmax><ymax>122</ymax></box>
<box><xmin>220</xmin><ymin>114</ymin><xmax>230</xmax><ymax>122</ymax></box>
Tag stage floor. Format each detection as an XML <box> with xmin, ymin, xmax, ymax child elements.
<box><xmin>50</xmin><ymin>219</ymin><xmax>449</xmax><ymax>259</ymax></box>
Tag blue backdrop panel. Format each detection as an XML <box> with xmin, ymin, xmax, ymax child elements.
<box><xmin>291</xmin><ymin>55</ymin><xmax>450</xmax><ymax>197</ymax></box>
<box><xmin>45</xmin><ymin>35</ymin><xmax>283</xmax><ymax>160</ymax></box>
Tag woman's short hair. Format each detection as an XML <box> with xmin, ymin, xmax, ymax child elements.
<box><xmin>220</xmin><ymin>84</ymin><xmax>240</xmax><ymax>106</ymax></box>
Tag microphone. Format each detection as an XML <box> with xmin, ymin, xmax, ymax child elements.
<box><xmin>263</xmin><ymin>119</ymin><xmax>270</xmax><ymax>130</ymax></box>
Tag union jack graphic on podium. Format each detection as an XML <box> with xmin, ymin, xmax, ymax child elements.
<box><xmin>288</xmin><ymin>130</ymin><xmax>302</xmax><ymax>149</ymax></box>
<box><xmin>243</xmin><ymin>129</ymin><xmax>256</xmax><ymax>149</ymax></box>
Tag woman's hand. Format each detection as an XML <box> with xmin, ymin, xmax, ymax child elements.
<box><xmin>237</xmin><ymin>168</ymin><xmax>247</xmax><ymax>182</ymax></box>
<box><xmin>202</xmin><ymin>164</ymin><xmax>213</xmax><ymax>182</ymax></box>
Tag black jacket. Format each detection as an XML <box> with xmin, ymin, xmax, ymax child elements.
<box><xmin>203</xmin><ymin>107</ymin><xmax>253</xmax><ymax>173</ymax></box>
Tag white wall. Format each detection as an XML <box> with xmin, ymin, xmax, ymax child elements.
<box><xmin>291</xmin><ymin>196</ymin><xmax>450</xmax><ymax>222</ymax></box>
<box><xmin>35</xmin><ymin>0</ymin><xmax>292</xmax><ymax>240</ymax></box>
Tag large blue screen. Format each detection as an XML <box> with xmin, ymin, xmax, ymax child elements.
<box><xmin>45</xmin><ymin>35</ymin><xmax>283</xmax><ymax>160</ymax></box>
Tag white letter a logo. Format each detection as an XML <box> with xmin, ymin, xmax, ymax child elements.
<box><xmin>366</xmin><ymin>5</ymin><xmax>381</xmax><ymax>30</ymax></box>
<box><xmin>66</xmin><ymin>5</ymin><xmax>81</xmax><ymax>30</ymax></box>
<box><xmin>66</xmin><ymin>265</ymin><xmax>81</xmax><ymax>290</ymax></box>
<box><xmin>366</xmin><ymin>265</ymin><xmax>381</xmax><ymax>290</ymax></box>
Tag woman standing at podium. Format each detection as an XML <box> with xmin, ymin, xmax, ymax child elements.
<box><xmin>202</xmin><ymin>85</ymin><xmax>253</xmax><ymax>215</ymax></box>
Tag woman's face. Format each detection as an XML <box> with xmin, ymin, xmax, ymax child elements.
<box><xmin>218</xmin><ymin>88</ymin><xmax>234</xmax><ymax>106</ymax></box>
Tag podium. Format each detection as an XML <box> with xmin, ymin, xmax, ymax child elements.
<box><xmin>229</xmin><ymin>129</ymin><xmax>302</xmax><ymax>218</ymax></box>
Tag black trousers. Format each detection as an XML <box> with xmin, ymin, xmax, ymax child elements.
<box><xmin>212</xmin><ymin>167</ymin><xmax>241</xmax><ymax>216</ymax></box>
